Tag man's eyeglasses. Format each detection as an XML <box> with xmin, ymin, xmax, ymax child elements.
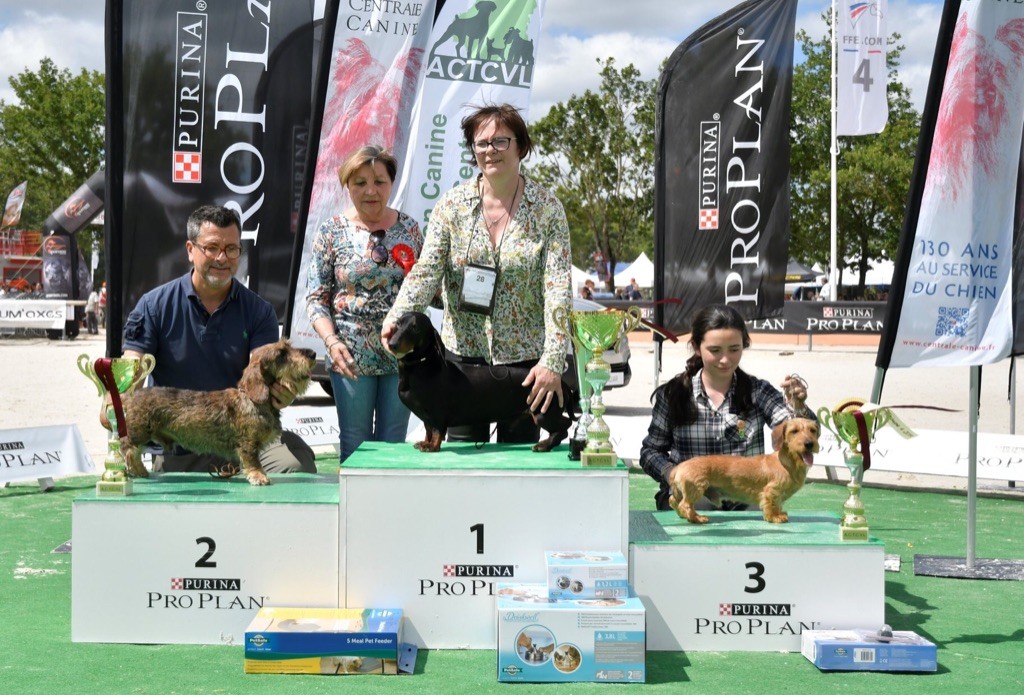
<box><xmin>194</xmin><ymin>242</ymin><xmax>242</xmax><ymax>260</ymax></box>
<box><xmin>473</xmin><ymin>136</ymin><xmax>516</xmax><ymax>153</ymax></box>
<box><xmin>369</xmin><ymin>230</ymin><xmax>388</xmax><ymax>265</ymax></box>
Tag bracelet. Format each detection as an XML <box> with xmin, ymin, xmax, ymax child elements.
<box><xmin>324</xmin><ymin>334</ymin><xmax>341</xmax><ymax>349</ymax></box>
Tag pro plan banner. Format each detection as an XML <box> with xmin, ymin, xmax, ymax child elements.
<box><xmin>654</xmin><ymin>0</ymin><xmax>798</xmax><ymax>334</ymax></box>
<box><xmin>837</xmin><ymin>0</ymin><xmax>888</xmax><ymax>135</ymax></box>
<box><xmin>880</xmin><ymin>0</ymin><xmax>1024</xmax><ymax>368</ymax></box>
<box><xmin>747</xmin><ymin>301</ymin><xmax>886</xmax><ymax>335</ymax></box>
<box><xmin>287</xmin><ymin>0</ymin><xmax>437</xmax><ymax>352</ymax></box>
<box><xmin>392</xmin><ymin>0</ymin><xmax>546</xmax><ymax>229</ymax></box>
<box><xmin>108</xmin><ymin>0</ymin><xmax>316</xmax><ymax>348</ymax></box>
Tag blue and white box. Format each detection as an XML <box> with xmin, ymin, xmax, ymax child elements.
<box><xmin>545</xmin><ymin>550</ymin><xmax>629</xmax><ymax>600</ymax></box>
<box><xmin>496</xmin><ymin>583</ymin><xmax>645</xmax><ymax>683</ymax></box>
<box><xmin>801</xmin><ymin>629</ymin><xmax>937</xmax><ymax>672</ymax></box>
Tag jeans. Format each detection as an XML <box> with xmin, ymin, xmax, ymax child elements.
<box><xmin>330</xmin><ymin>371</ymin><xmax>410</xmax><ymax>462</ymax></box>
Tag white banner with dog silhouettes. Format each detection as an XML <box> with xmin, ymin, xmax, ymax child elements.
<box><xmin>0</xmin><ymin>424</ymin><xmax>95</xmax><ymax>484</ymax></box>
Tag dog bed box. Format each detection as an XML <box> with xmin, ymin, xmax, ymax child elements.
<box><xmin>801</xmin><ymin>629</ymin><xmax>937</xmax><ymax>672</ymax></box>
<box><xmin>545</xmin><ymin>551</ymin><xmax>629</xmax><ymax>600</ymax></box>
<box><xmin>244</xmin><ymin>607</ymin><xmax>403</xmax><ymax>675</ymax></box>
<box><xmin>496</xmin><ymin>583</ymin><xmax>646</xmax><ymax>683</ymax></box>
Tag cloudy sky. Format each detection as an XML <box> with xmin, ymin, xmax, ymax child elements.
<box><xmin>0</xmin><ymin>0</ymin><xmax>943</xmax><ymax>113</ymax></box>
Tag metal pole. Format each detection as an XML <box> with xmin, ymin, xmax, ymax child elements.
<box><xmin>967</xmin><ymin>366</ymin><xmax>979</xmax><ymax>568</ymax></box>
<box><xmin>829</xmin><ymin>0</ymin><xmax>839</xmax><ymax>301</ymax></box>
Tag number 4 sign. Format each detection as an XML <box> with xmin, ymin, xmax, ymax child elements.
<box><xmin>837</xmin><ymin>0</ymin><xmax>889</xmax><ymax>135</ymax></box>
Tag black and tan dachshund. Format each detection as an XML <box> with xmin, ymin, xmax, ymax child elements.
<box><xmin>388</xmin><ymin>312</ymin><xmax>574</xmax><ymax>452</ymax></box>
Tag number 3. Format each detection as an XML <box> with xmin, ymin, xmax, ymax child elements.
<box><xmin>745</xmin><ymin>561</ymin><xmax>765</xmax><ymax>593</ymax></box>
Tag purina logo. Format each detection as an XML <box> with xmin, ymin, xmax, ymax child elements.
<box><xmin>848</xmin><ymin>2</ymin><xmax>881</xmax><ymax>28</ymax></box>
<box><xmin>171</xmin><ymin>577</ymin><xmax>242</xmax><ymax>591</ymax></box>
<box><xmin>426</xmin><ymin>0</ymin><xmax>535</xmax><ymax>87</ymax></box>
<box><xmin>442</xmin><ymin>564</ymin><xmax>514</xmax><ymax>577</ymax></box>
<box><xmin>698</xmin><ymin>117</ymin><xmax>722</xmax><ymax>230</ymax></box>
<box><xmin>719</xmin><ymin>603</ymin><xmax>792</xmax><ymax>616</ymax></box>
<box><xmin>172</xmin><ymin>11</ymin><xmax>208</xmax><ymax>184</ymax></box>
<box><xmin>420</xmin><ymin>563</ymin><xmax>515</xmax><ymax>596</ymax></box>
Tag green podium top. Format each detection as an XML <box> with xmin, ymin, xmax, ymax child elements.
<box><xmin>75</xmin><ymin>472</ymin><xmax>338</xmax><ymax>505</ymax></box>
<box><xmin>629</xmin><ymin>510</ymin><xmax>883</xmax><ymax>547</ymax></box>
<box><xmin>342</xmin><ymin>441</ymin><xmax>627</xmax><ymax>471</ymax></box>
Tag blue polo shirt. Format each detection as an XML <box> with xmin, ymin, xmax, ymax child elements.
<box><xmin>123</xmin><ymin>272</ymin><xmax>279</xmax><ymax>391</ymax></box>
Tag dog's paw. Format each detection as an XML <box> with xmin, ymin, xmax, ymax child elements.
<box><xmin>686</xmin><ymin>513</ymin><xmax>710</xmax><ymax>524</ymax></box>
<box><xmin>246</xmin><ymin>469</ymin><xmax>271</xmax><ymax>486</ymax></box>
<box><xmin>414</xmin><ymin>441</ymin><xmax>440</xmax><ymax>452</ymax></box>
<box><xmin>766</xmin><ymin>512</ymin><xmax>789</xmax><ymax>523</ymax></box>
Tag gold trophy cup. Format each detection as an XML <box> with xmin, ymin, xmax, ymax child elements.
<box><xmin>818</xmin><ymin>400</ymin><xmax>915</xmax><ymax>541</ymax></box>
<box><xmin>554</xmin><ymin>306</ymin><xmax>642</xmax><ymax>466</ymax></box>
<box><xmin>78</xmin><ymin>354</ymin><xmax>155</xmax><ymax>496</ymax></box>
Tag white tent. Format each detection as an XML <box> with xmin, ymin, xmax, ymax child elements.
<box><xmin>571</xmin><ymin>264</ymin><xmax>596</xmax><ymax>290</ymax></box>
<box><xmin>613</xmin><ymin>252</ymin><xmax>654</xmax><ymax>288</ymax></box>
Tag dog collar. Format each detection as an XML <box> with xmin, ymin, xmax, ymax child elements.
<box><xmin>401</xmin><ymin>355</ymin><xmax>429</xmax><ymax>365</ymax></box>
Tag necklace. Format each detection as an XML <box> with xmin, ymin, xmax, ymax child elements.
<box><xmin>480</xmin><ymin>176</ymin><xmax>521</xmax><ymax>233</ymax></box>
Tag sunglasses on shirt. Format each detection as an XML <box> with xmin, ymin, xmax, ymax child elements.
<box><xmin>369</xmin><ymin>230</ymin><xmax>388</xmax><ymax>265</ymax></box>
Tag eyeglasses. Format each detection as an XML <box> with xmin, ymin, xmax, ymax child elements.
<box><xmin>473</xmin><ymin>136</ymin><xmax>516</xmax><ymax>153</ymax></box>
<box><xmin>193</xmin><ymin>242</ymin><xmax>242</xmax><ymax>260</ymax></box>
<box><xmin>368</xmin><ymin>230</ymin><xmax>388</xmax><ymax>265</ymax></box>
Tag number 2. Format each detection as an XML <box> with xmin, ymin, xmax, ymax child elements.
<box><xmin>195</xmin><ymin>537</ymin><xmax>217</xmax><ymax>568</ymax></box>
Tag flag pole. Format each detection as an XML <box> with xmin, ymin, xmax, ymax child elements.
<box><xmin>829</xmin><ymin>0</ymin><xmax>839</xmax><ymax>297</ymax></box>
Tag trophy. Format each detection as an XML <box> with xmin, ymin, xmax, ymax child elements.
<box><xmin>818</xmin><ymin>399</ymin><xmax>915</xmax><ymax>541</ymax></box>
<box><xmin>78</xmin><ymin>354</ymin><xmax>155</xmax><ymax>496</ymax></box>
<box><xmin>554</xmin><ymin>306</ymin><xmax>642</xmax><ymax>466</ymax></box>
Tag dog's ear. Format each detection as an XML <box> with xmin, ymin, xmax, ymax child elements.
<box><xmin>770</xmin><ymin>421</ymin><xmax>787</xmax><ymax>452</ymax></box>
<box><xmin>239</xmin><ymin>346</ymin><xmax>273</xmax><ymax>404</ymax></box>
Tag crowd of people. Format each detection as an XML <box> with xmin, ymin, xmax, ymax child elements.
<box><xmin>95</xmin><ymin>101</ymin><xmax>812</xmax><ymax>510</ymax></box>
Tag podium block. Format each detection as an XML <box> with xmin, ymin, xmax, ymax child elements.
<box><xmin>339</xmin><ymin>442</ymin><xmax>629</xmax><ymax>649</ymax></box>
<box><xmin>72</xmin><ymin>474</ymin><xmax>339</xmax><ymax>644</ymax></box>
<box><xmin>629</xmin><ymin>510</ymin><xmax>885</xmax><ymax>652</ymax></box>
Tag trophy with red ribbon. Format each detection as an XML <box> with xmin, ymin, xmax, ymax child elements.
<box><xmin>78</xmin><ymin>354</ymin><xmax>155</xmax><ymax>496</ymax></box>
<box><xmin>818</xmin><ymin>399</ymin><xmax>915</xmax><ymax>541</ymax></box>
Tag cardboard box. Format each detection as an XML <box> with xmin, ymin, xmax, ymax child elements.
<box><xmin>496</xmin><ymin>583</ymin><xmax>645</xmax><ymax>683</ymax></box>
<box><xmin>546</xmin><ymin>550</ymin><xmax>629</xmax><ymax>600</ymax></box>
<box><xmin>801</xmin><ymin>629</ymin><xmax>937</xmax><ymax>672</ymax></box>
<box><xmin>244</xmin><ymin>607</ymin><xmax>402</xmax><ymax>675</ymax></box>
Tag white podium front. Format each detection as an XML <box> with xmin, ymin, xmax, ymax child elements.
<box><xmin>339</xmin><ymin>442</ymin><xmax>629</xmax><ymax>649</ymax></box>
<box><xmin>630</xmin><ymin>510</ymin><xmax>885</xmax><ymax>652</ymax></box>
<box><xmin>72</xmin><ymin>474</ymin><xmax>339</xmax><ymax>644</ymax></box>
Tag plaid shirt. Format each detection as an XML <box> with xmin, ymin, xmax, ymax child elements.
<box><xmin>639</xmin><ymin>369</ymin><xmax>801</xmax><ymax>486</ymax></box>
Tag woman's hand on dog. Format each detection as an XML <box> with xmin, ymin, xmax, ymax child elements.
<box><xmin>522</xmin><ymin>365</ymin><xmax>563</xmax><ymax>413</ymax></box>
<box><xmin>326</xmin><ymin>341</ymin><xmax>358</xmax><ymax>380</ymax></box>
<box><xmin>270</xmin><ymin>381</ymin><xmax>299</xmax><ymax>409</ymax></box>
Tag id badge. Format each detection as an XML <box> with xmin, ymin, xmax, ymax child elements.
<box><xmin>459</xmin><ymin>262</ymin><xmax>498</xmax><ymax>315</ymax></box>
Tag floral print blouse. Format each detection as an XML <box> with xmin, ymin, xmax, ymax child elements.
<box><xmin>384</xmin><ymin>175</ymin><xmax>572</xmax><ymax>374</ymax></box>
<box><xmin>306</xmin><ymin>211</ymin><xmax>422</xmax><ymax>376</ymax></box>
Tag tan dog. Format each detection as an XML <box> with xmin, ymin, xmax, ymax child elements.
<box><xmin>668</xmin><ymin>418</ymin><xmax>819</xmax><ymax>524</ymax></box>
<box><xmin>120</xmin><ymin>339</ymin><xmax>315</xmax><ymax>486</ymax></box>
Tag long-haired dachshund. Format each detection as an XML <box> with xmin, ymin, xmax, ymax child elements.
<box><xmin>668</xmin><ymin>418</ymin><xmax>819</xmax><ymax>524</ymax></box>
<box><xmin>120</xmin><ymin>339</ymin><xmax>315</xmax><ymax>486</ymax></box>
<box><xmin>387</xmin><ymin>311</ymin><xmax>573</xmax><ymax>452</ymax></box>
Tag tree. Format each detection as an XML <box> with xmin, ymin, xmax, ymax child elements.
<box><xmin>789</xmin><ymin>19</ymin><xmax>920</xmax><ymax>296</ymax></box>
<box><xmin>528</xmin><ymin>58</ymin><xmax>656</xmax><ymax>290</ymax></box>
<box><xmin>0</xmin><ymin>58</ymin><xmax>105</xmax><ymax>262</ymax></box>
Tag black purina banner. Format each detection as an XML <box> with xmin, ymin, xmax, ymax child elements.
<box><xmin>654</xmin><ymin>0</ymin><xmax>798</xmax><ymax>334</ymax></box>
<box><xmin>108</xmin><ymin>0</ymin><xmax>316</xmax><ymax>353</ymax></box>
<box><xmin>747</xmin><ymin>301</ymin><xmax>886</xmax><ymax>335</ymax></box>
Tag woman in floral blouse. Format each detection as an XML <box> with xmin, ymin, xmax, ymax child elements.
<box><xmin>381</xmin><ymin>103</ymin><xmax>572</xmax><ymax>444</ymax></box>
<box><xmin>307</xmin><ymin>146</ymin><xmax>423</xmax><ymax>461</ymax></box>
<box><xmin>639</xmin><ymin>304</ymin><xmax>813</xmax><ymax>510</ymax></box>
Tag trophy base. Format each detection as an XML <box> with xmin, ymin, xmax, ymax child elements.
<box><xmin>840</xmin><ymin>525</ymin><xmax>869</xmax><ymax>542</ymax></box>
<box><xmin>581</xmin><ymin>450</ymin><xmax>617</xmax><ymax>467</ymax></box>
<box><xmin>96</xmin><ymin>479</ymin><xmax>133</xmax><ymax>497</ymax></box>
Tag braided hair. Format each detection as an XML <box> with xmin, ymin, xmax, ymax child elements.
<box><xmin>652</xmin><ymin>304</ymin><xmax>754</xmax><ymax>427</ymax></box>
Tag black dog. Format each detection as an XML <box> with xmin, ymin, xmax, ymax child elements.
<box><xmin>388</xmin><ymin>312</ymin><xmax>574</xmax><ymax>452</ymax></box>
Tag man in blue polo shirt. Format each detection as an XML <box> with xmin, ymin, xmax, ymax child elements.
<box><xmin>116</xmin><ymin>205</ymin><xmax>316</xmax><ymax>476</ymax></box>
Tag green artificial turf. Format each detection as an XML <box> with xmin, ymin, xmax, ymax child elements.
<box><xmin>1</xmin><ymin>460</ymin><xmax>1022</xmax><ymax>694</ymax></box>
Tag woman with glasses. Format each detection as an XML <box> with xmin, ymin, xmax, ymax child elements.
<box><xmin>381</xmin><ymin>103</ymin><xmax>572</xmax><ymax>445</ymax></box>
<box><xmin>306</xmin><ymin>146</ymin><xmax>423</xmax><ymax>462</ymax></box>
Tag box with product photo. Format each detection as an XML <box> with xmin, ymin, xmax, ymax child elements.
<box><xmin>801</xmin><ymin>629</ymin><xmax>937</xmax><ymax>672</ymax></box>
<box><xmin>546</xmin><ymin>551</ymin><xmax>629</xmax><ymax>600</ymax></box>
<box><xmin>496</xmin><ymin>583</ymin><xmax>645</xmax><ymax>684</ymax></box>
<box><xmin>244</xmin><ymin>607</ymin><xmax>403</xmax><ymax>675</ymax></box>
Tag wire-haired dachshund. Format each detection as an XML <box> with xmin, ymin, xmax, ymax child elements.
<box><xmin>387</xmin><ymin>311</ymin><xmax>573</xmax><ymax>452</ymax></box>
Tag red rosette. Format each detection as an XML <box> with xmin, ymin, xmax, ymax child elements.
<box><xmin>391</xmin><ymin>243</ymin><xmax>416</xmax><ymax>275</ymax></box>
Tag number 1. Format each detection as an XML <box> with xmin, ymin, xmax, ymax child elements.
<box><xmin>470</xmin><ymin>523</ymin><xmax>484</xmax><ymax>554</ymax></box>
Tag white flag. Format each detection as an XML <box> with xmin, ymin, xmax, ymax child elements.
<box><xmin>2</xmin><ymin>180</ymin><xmax>27</xmax><ymax>228</ymax></box>
<box><xmin>837</xmin><ymin>0</ymin><xmax>888</xmax><ymax>135</ymax></box>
